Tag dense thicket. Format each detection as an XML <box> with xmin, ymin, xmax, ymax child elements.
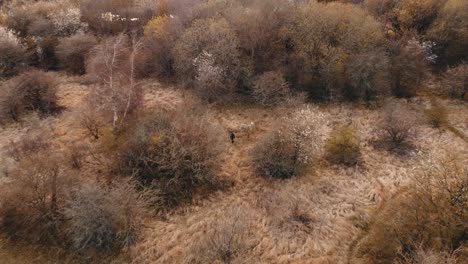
<box><xmin>1</xmin><ymin>0</ymin><xmax>466</xmax><ymax>101</ymax></box>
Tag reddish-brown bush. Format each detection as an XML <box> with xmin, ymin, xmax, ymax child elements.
<box><xmin>441</xmin><ymin>64</ymin><xmax>468</xmax><ymax>100</ymax></box>
<box><xmin>0</xmin><ymin>70</ymin><xmax>59</xmax><ymax>122</ymax></box>
<box><xmin>388</xmin><ymin>38</ymin><xmax>431</xmax><ymax>97</ymax></box>
<box><xmin>252</xmin><ymin>129</ymin><xmax>303</xmax><ymax>179</ymax></box>
<box><xmin>427</xmin><ymin>0</ymin><xmax>468</xmax><ymax>65</ymax></box>
<box><xmin>142</xmin><ymin>15</ymin><xmax>182</xmax><ymax>78</ymax></box>
<box><xmin>0</xmin><ymin>26</ymin><xmax>27</xmax><ymax>78</ymax></box>
<box><xmin>425</xmin><ymin>100</ymin><xmax>448</xmax><ymax>128</ymax></box>
<box><xmin>114</xmin><ymin>108</ymin><xmax>225</xmax><ymax>207</ymax></box>
<box><xmin>345</xmin><ymin>50</ymin><xmax>391</xmax><ymax>101</ymax></box>
<box><xmin>64</xmin><ymin>179</ymin><xmax>147</xmax><ymax>252</ymax></box>
<box><xmin>0</xmin><ymin>39</ymin><xmax>26</xmax><ymax>78</ymax></box>
<box><xmin>252</xmin><ymin>71</ymin><xmax>291</xmax><ymax>106</ymax></box>
<box><xmin>56</xmin><ymin>33</ymin><xmax>98</xmax><ymax>75</ymax></box>
<box><xmin>0</xmin><ymin>131</ymin><xmax>73</xmax><ymax>244</ymax></box>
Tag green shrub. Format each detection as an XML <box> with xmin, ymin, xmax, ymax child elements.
<box><xmin>325</xmin><ymin>125</ymin><xmax>361</xmax><ymax>166</ymax></box>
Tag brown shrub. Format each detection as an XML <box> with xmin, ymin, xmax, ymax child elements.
<box><xmin>378</xmin><ymin>101</ymin><xmax>417</xmax><ymax>146</ymax></box>
<box><xmin>388</xmin><ymin>38</ymin><xmax>431</xmax><ymax>98</ymax></box>
<box><xmin>356</xmin><ymin>157</ymin><xmax>467</xmax><ymax>263</ymax></box>
<box><xmin>64</xmin><ymin>179</ymin><xmax>147</xmax><ymax>252</ymax></box>
<box><xmin>66</xmin><ymin>143</ymin><xmax>89</xmax><ymax>170</ymax></box>
<box><xmin>396</xmin><ymin>0</ymin><xmax>444</xmax><ymax>33</ymax></box>
<box><xmin>425</xmin><ymin>100</ymin><xmax>448</xmax><ymax>128</ymax></box>
<box><xmin>252</xmin><ymin>130</ymin><xmax>303</xmax><ymax>179</ymax></box>
<box><xmin>252</xmin><ymin>107</ymin><xmax>327</xmax><ymax>179</ymax></box>
<box><xmin>0</xmin><ymin>26</ymin><xmax>27</xmax><ymax>77</ymax></box>
<box><xmin>142</xmin><ymin>15</ymin><xmax>182</xmax><ymax>78</ymax></box>
<box><xmin>345</xmin><ymin>50</ymin><xmax>391</xmax><ymax>101</ymax></box>
<box><xmin>79</xmin><ymin>107</ymin><xmax>104</xmax><ymax>140</ymax></box>
<box><xmin>0</xmin><ymin>132</ymin><xmax>73</xmax><ymax>244</ymax></box>
<box><xmin>0</xmin><ymin>39</ymin><xmax>27</xmax><ymax>78</ymax></box>
<box><xmin>427</xmin><ymin>0</ymin><xmax>468</xmax><ymax>65</ymax></box>
<box><xmin>5</xmin><ymin>131</ymin><xmax>51</xmax><ymax>161</ymax></box>
<box><xmin>286</xmin><ymin>1</ymin><xmax>384</xmax><ymax>99</ymax></box>
<box><xmin>252</xmin><ymin>71</ymin><xmax>291</xmax><ymax>106</ymax></box>
<box><xmin>114</xmin><ymin>109</ymin><xmax>226</xmax><ymax>208</ymax></box>
<box><xmin>325</xmin><ymin>125</ymin><xmax>361</xmax><ymax>166</ymax></box>
<box><xmin>56</xmin><ymin>33</ymin><xmax>98</xmax><ymax>75</ymax></box>
<box><xmin>441</xmin><ymin>64</ymin><xmax>468</xmax><ymax>100</ymax></box>
<box><xmin>35</xmin><ymin>36</ymin><xmax>60</xmax><ymax>70</ymax></box>
<box><xmin>0</xmin><ymin>70</ymin><xmax>59</xmax><ymax>122</ymax></box>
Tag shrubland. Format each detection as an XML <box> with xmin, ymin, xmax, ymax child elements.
<box><xmin>0</xmin><ymin>0</ymin><xmax>466</xmax><ymax>263</ymax></box>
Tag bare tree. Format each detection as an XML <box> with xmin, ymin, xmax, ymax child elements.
<box><xmin>379</xmin><ymin>101</ymin><xmax>417</xmax><ymax>146</ymax></box>
<box><xmin>86</xmin><ymin>34</ymin><xmax>144</xmax><ymax>132</ymax></box>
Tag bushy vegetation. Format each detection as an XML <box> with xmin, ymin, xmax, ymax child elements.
<box><xmin>442</xmin><ymin>64</ymin><xmax>468</xmax><ymax>100</ymax></box>
<box><xmin>325</xmin><ymin>125</ymin><xmax>361</xmax><ymax>166</ymax></box>
<box><xmin>0</xmin><ymin>26</ymin><xmax>27</xmax><ymax>78</ymax></box>
<box><xmin>378</xmin><ymin>101</ymin><xmax>418</xmax><ymax>147</ymax></box>
<box><xmin>111</xmin><ymin>108</ymin><xmax>225</xmax><ymax>207</ymax></box>
<box><xmin>427</xmin><ymin>0</ymin><xmax>468</xmax><ymax>65</ymax></box>
<box><xmin>252</xmin><ymin>129</ymin><xmax>302</xmax><ymax>179</ymax></box>
<box><xmin>0</xmin><ymin>70</ymin><xmax>58</xmax><ymax>122</ymax></box>
<box><xmin>252</xmin><ymin>107</ymin><xmax>326</xmax><ymax>178</ymax></box>
<box><xmin>252</xmin><ymin>71</ymin><xmax>291</xmax><ymax>106</ymax></box>
<box><xmin>1</xmin><ymin>0</ymin><xmax>463</xmax><ymax>100</ymax></box>
<box><xmin>173</xmin><ymin>17</ymin><xmax>243</xmax><ymax>100</ymax></box>
<box><xmin>64</xmin><ymin>179</ymin><xmax>146</xmax><ymax>252</ymax></box>
<box><xmin>0</xmin><ymin>127</ymin><xmax>147</xmax><ymax>254</ymax></box>
<box><xmin>80</xmin><ymin>0</ymin><xmax>152</xmax><ymax>34</ymax></box>
<box><xmin>0</xmin><ymin>130</ymin><xmax>69</xmax><ymax>244</ymax></box>
<box><xmin>56</xmin><ymin>33</ymin><xmax>97</xmax><ymax>75</ymax></box>
<box><xmin>142</xmin><ymin>15</ymin><xmax>182</xmax><ymax>78</ymax></box>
